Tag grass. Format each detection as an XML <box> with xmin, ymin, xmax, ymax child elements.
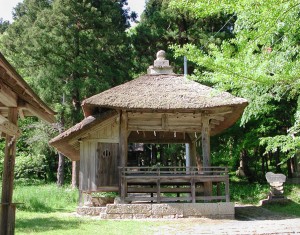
<box><xmin>3</xmin><ymin>180</ymin><xmax>299</xmax><ymax>234</ymax></box>
<box><xmin>262</xmin><ymin>184</ymin><xmax>300</xmax><ymax>217</ymax></box>
<box><xmin>12</xmin><ymin>181</ymin><xmax>78</xmax><ymax>212</ymax></box>
<box><xmin>11</xmin><ymin>182</ymin><xmax>167</xmax><ymax>234</ymax></box>
<box><xmin>16</xmin><ymin>211</ymin><xmax>160</xmax><ymax>235</ymax></box>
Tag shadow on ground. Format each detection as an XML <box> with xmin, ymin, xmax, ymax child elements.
<box><xmin>16</xmin><ymin>216</ymin><xmax>81</xmax><ymax>233</ymax></box>
<box><xmin>235</xmin><ymin>202</ymin><xmax>299</xmax><ymax>221</ymax></box>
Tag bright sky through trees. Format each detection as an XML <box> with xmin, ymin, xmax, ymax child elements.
<box><xmin>0</xmin><ymin>0</ymin><xmax>146</xmax><ymax>22</ymax></box>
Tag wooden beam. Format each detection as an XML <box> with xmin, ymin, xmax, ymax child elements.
<box><xmin>161</xmin><ymin>114</ymin><xmax>168</xmax><ymax>129</ymax></box>
<box><xmin>0</xmin><ymin>81</ymin><xmax>17</xmax><ymax>107</ymax></box>
<box><xmin>18</xmin><ymin>109</ymin><xmax>25</xmax><ymax>120</ymax></box>
<box><xmin>0</xmin><ymin>114</ymin><xmax>7</xmax><ymax>124</ymax></box>
<box><xmin>128</xmin><ymin>125</ymin><xmax>202</xmax><ymax>132</ymax></box>
<box><xmin>210</xmin><ymin>120</ymin><xmax>220</xmax><ymax>125</ymax></box>
<box><xmin>0</xmin><ymin>107</ymin><xmax>18</xmax><ymax>235</ymax></box>
<box><xmin>24</xmin><ymin>103</ymin><xmax>56</xmax><ymax>123</ymax></box>
<box><xmin>128</xmin><ymin>131</ymin><xmax>191</xmax><ymax>144</ymax></box>
<box><xmin>0</xmin><ymin>114</ymin><xmax>21</xmax><ymax>137</ymax></box>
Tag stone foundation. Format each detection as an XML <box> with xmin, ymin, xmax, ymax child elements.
<box><xmin>77</xmin><ymin>202</ymin><xmax>235</xmax><ymax>219</ymax></box>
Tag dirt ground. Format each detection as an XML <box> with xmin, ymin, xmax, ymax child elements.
<box><xmin>152</xmin><ymin>205</ymin><xmax>300</xmax><ymax>235</ymax></box>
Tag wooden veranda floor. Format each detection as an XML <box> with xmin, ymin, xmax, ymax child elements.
<box><xmin>119</xmin><ymin>166</ymin><xmax>230</xmax><ymax>203</ymax></box>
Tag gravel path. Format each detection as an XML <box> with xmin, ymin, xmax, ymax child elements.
<box><xmin>152</xmin><ymin>205</ymin><xmax>300</xmax><ymax>235</ymax></box>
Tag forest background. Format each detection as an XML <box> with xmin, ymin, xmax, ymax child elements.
<box><xmin>0</xmin><ymin>0</ymin><xmax>299</xmax><ymax>186</ymax></box>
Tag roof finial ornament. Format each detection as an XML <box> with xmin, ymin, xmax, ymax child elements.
<box><xmin>147</xmin><ymin>50</ymin><xmax>174</xmax><ymax>75</ymax></box>
<box><xmin>156</xmin><ymin>50</ymin><xmax>166</xmax><ymax>60</ymax></box>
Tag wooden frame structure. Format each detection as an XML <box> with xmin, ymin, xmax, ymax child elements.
<box><xmin>119</xmin><ymin>166</ymin><xmax>230</xmax><ymax>203</ymax></box>
<box><xmin>0</xmin><ymin>53</ymin><xmax>55</xmax><ymax>235</ymax></box>
<box><xmin>50</xmin><ymin>50</ymin><xmax>248</xmax><ymax>207</ymax></box>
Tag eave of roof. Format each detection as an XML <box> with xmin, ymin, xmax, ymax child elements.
<box><xmin>0</xmin><ymin>52</ymin><xmax>56</xmax><ymax>123</ymax></box>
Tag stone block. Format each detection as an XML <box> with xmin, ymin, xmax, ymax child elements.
<box><xmin>183</xmin><ymin>203</ymin><xmax>218</xmax><ymax>217</ymax></box>
<box><xmin>217</xmin><ymin>202</ymin><xmax>235</xmax><ymax>215</ymax></box>
<box><xmin>100</xmin><ymin>213</ymin><xmax>121</xmax><ymax>219</ymax></box>
<box><xmin>77</xmin><ymin>206</ymin><xmax>106</xmax><ymax>216</ymax></box>
<box><xmin>120</xmin><ymin>214</ymin><xmax>133</xmax><ymax>219</ymax></box>
<box><xmin>106</xmin><ymin>204</ymin><xmax>152</xmax><ymax>216</ymax></box>
<box><xmin>162</xmin><ymin>215</ymin><xmax>176</xmax><ymax>219</ymax></box>
<box><xmin>91</xmin><ymin>197</ymin><xmax>114</xmax><ymax>206</ymax></box>
<box><xmin>151</xmin><ymin>214</ymin><xmax>163</xmax><ymax>219</ymax></box>
<box><xmin>151</xmin><ymin>203</ymin><xmax>184</xmax><ymax>216</ymax></box>
<box><xmin>133</xmin><ymin>214</ymin><xmax>150</xmax><ymax>219</ymax></box>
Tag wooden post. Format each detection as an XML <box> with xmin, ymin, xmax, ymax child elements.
<box><xmin>119</xmin><ymin>111</ymin><xmax>128</xmax><ymax>203</ymax></box>
<box><xmin>1</xmin><ymin>107</ymin><xmax>18</xmax><ymax>235</ymax></box>
<box><xmin>202</xmin><ymin>117</ymin><xmax>211</xmax><ymax>169</ymax></box>
<box><xmin>189</xmin><ymin>141</ymin><xmax>197</xmax><ymax>167</ymax></box>
<box><xmin>71</xmin><ymin>161</ymin><xmax>80</xmax><ymax>189</ymax></box>
<box><xmin>191</xmin><ymin>178</ymin><xmax>196</xmax><ymax>203</ymax></box>
<box><xmin>201</xmin><ymin>116</ymin><xmax>212</xmax><ymax>197</ymax></box>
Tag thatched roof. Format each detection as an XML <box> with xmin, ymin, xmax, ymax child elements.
<box><xmin>82</xmin><ymin>74</ymin><xmax>247</xmax><ymax>115</ymax></box>
<box><xmin>50</xmin><ymin>50</ymin><xmax>248</xmax><ymax>160</ymax></box>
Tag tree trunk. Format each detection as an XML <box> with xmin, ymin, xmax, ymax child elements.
<box><xmin>287</xmin><ymin>158</ymin><xmax>293</xmax><ymax>178</ymax></box>
<box><xmin>57</xmin><ymin>152</ymin><xmax>65</xmax><ymax>186</ymax></box>
<box><xmin>238</xmin><ymin>149</ymin><xmax>252</xmax><ymax>182</ymax></box>
<box><xmin>275</xmin><ymin>148</ymin><xmax>282</xmax><ymax>173</ymax></box>
<box><xmin>261</xmin><ymin>148</ymin><xmax>265</xmax><ymax>177</ymax></box>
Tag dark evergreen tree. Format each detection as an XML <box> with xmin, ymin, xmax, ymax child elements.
<box><xmin>1</xmin><ymin>0</ymin><xmax>134</xmax><ymax>186</ymax></box>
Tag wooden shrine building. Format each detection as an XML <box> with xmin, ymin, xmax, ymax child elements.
<box><xmin>50</xmin><ymin>51</ymin><xmax>248</xmax><ymax>206</ymax></box>
<box><xmin>0</xmin><ymin>52</ymin><xmax>56</xmax><ymax>234</ymax></box>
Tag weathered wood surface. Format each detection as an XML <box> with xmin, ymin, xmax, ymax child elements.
<box><xmin>128</xmin><ymin>112</ymin><xmax>201</xmax><ymax>132</ymax></box>
<box><xmin>128</xmin><ymin>131</ymin><xmax>192</xmax><ymax>144</ymax></box>
<box><xmin>120</xmin><ymin>166</ymin><xmax>229</xmax><ymax>203</ymax></box>
<box><xmin>0</xmin><ymin>203</ymin><xmax>16</xmax><ymax>235</ymax></box>
<box><xmin>0</xmin><ymin>81</ymin><xmax>17</xmax><ymax>107</ymax></box>
<box><xmin>96</xmin><ymin>143</ymin><xmax>118</xmax><ymax>186</ymax></box>
<box><xmin>119</xmin><ymin>111</ymin><xmax>128</xmax><ymax>201</ymax></box>
<box><xmin>79</xmin><ymin>141</ymin><xmax>118</xmax><ymax>192</ymax></box>
<box><xmin>202</xmin><ymin>116</ymin><xmax>213</xmax><ymax>197</ymax></box>
<box><xmin>0</xmin><ymin>108</ymin><xmax>18</xmax><ymax>235</ymax></box>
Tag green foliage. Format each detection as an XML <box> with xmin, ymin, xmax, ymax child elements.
<box><xmin>12</xmin><ymin>183</ymin><xmax>78</xmax><ymax>212</ymax></box>
<box><xmin>129</xmin><ymin>0</ymin><xmax>235</xmax><ymax>75</ymax></box>
<box><xmin>0</xmin><ymin>18</ymin><xmax>10</xmax><ymax>33</ymax></box>
<box><xmin>230</xmin><ymin>181</ymin><xmax>269</xmax><ymax>204</ymax></box>
<box><xmin>260</xmin><ymin>135</ymin><xmax>300</xmax><ymax>159</ymax></box>
<box><xmin>0</xmin><ymin>0</ymin><xmax>135</xmax><ymax>184</ymax></box>
<box><xmin>2</xmin><ymin>0</ymin><xmax>133</xmax><ymax>125</ymax></box>
<box><xmin>14</xmin><ymin>153</ymin><xmax>47</xmax><ymax>180</ymax></box>
<box><xmin>170</xmin><ymin>0</ymin><xmax>300</xmax><ymax>179</ymax></box>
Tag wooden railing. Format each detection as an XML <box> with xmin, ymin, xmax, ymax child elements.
<box><xmin>119</xmin><ymin>166</ymin><xmax>230</xmax><ymax>203</ymax></box>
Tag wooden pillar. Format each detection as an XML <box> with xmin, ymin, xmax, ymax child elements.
<box><xmin>1</xmin><ymin>107</ymin><xmax>18</xmax><ymax>235</ymax></box>
<box><xmin>119</xmin><ymin>111</ymin><xmax>128</xmax><ymax>203</ymax></box>
<box><xmin>202</xmin><ymin>117</ymin><xmax>211</xmax><ymax>168</ymax></box>
<box><xmin>71</xmin><ymin>161</ymin><xmax>80</xmax><ymax>189</ymax></box>
<box><xmin>201</xmin><ymin>116</ymin><xmax>212</xmax><ymax>197</ymax></box>
<box><xmin>189</xmin><ymin>141</ymin><xmax>197</xmax><ymax>167</ymax></box>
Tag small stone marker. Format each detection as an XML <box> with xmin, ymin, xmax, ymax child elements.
<box><xmin>262</xmin><ymin>172</ymin><xmax>288</xmax><ymax>204</ymax></box>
